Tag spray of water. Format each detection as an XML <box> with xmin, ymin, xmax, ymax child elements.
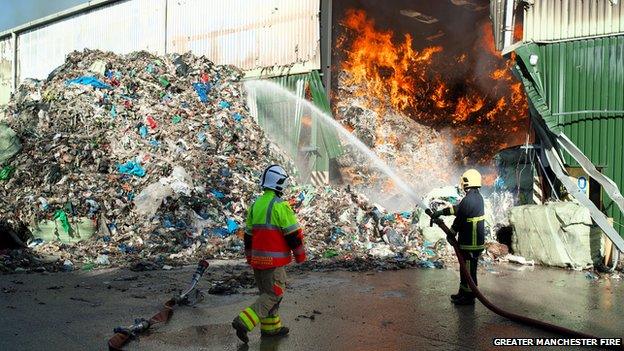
<box><xmin>244</xmin><ymin>79</ymin><xmax>430</xmax><ymax>210</ymax></box>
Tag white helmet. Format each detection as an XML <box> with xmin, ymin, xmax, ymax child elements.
<box><xmin>260</xmin><ymin>165</ymin><xmax>290</xmax><ymax>192</ymax></box>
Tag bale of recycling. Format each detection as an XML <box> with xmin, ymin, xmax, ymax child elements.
<box><xmin>509</xmin><ymin>202</ymin><xmax>598</xmax><ymax>269</ymax></box>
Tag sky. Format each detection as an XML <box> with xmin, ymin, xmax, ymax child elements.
<box><xmin>0</xmin><ymin>0</ymin><xmax>87</xmax><ymax>32</ymax></box>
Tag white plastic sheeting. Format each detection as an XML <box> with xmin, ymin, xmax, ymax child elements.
<box><xmin>166</xmin><ymin>0</ymin><xmax>320</xmax><ymax>71</ymax></box>
<box><xmin>510</xmin><ymin>202</ymin><xmax>600</xmax><ymax>269</ymax></box>
<box><xmin>0</xmin><ymin>37</ymin><xmax>12</xmax><ymax>105</ymax></box>
<box><xmin>16</xmin><ymin>0</ymin><xmax>166</xmax><ymax>82</ymax></box>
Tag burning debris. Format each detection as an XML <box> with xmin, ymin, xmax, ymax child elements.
<box><xmin>334</xmin><ymin>81</ymin><xmax>459</xmax><ymax>206</ymax></box>
<box><xmin>426</xmin><ymin>31</ymin><xmax>446</xmax><ymax>42</ymax></box>
<box><xmin>336</xmin><ymin>8</ymin><xmax>529</xmax><ymax>166</ymax></box>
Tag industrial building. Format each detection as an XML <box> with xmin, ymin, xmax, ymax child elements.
<box><xmin>0</xmin><ymin>1</ymin><xmax>622</xmax><ymax>348</ymax></box>
<box><xmin>491</xmin><ymin>0</ymin><xmax>624</xmax><ymax>260</ymax></box>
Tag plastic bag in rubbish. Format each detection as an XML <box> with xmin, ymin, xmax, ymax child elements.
<box><xmin>146</xmin><ymin>116</ymin><xmax>158</xmax><ymax>129</ymax></box>
<box><xmin>117</xmin><ymin>161</ymin><xmax>146</xmax><ymax>177</ymax></box>
<box><xmin>133</xmin><ymin>167</ymin><xmax>191</xmax><ymax>217</ymax></box>
<box><xmin>88</xmin><ymin>60</ymin><xmax>107</xmax><ymax>76</ymax></box>
<box><xmin>168</xmin><ymin>166</ymin><xmax>193</xmax><ymax>195</ymax></box>
<box><xmin>65</xmin><ymin>76</ymin><xmax>112</xmax><ymax>89</ymax></box>
<box><xmin>0</xmin><ymin>166</ymin><xmax>14</xmax><ymax>181</ymax></box>
<box><xmin>193</xmin><ymin>82</ymin><xmax>211</xmax><ymax>102</ymax></box>
<box><xmin>133</xmin><ymin>181</ymin><xmax>173</xmax><ymax>218</ymax></box>
<box><xmin>53</xmin><ymin>210</ymin><xmax>72</xmax><ymax>234</ymax></box>
<box><xmin>226</xmin><ymin>219</ymin><xmax>238</xmax><ymax>234</ymax></box>
<box><xmin>139</xmin><ymin>125</ymin><xmax>148</xmax><ymax>138</ymax></box>
<box><xmin>0</xmin><ymin>124</ymin><xmax>21</xmax><ymax>165</ymax></box>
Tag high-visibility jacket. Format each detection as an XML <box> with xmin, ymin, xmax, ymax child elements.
<box><xmin>442</xmin><ymin>188</ymin><xmax>485</xmax><ymax>251</ymax></box>
<box><xmin>244</xmin><ymin>190</ymin><xmax>306</xmax><ymax>269</ymax></box>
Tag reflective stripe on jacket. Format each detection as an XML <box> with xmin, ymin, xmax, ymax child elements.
<box><xmin>445</xmin><ymin>188</ymin><xmax>486</xmax><ymax>251</ymax></box>
<box><xmin>246</xmin><ymin>190</ymin><xmax>302</xmax><ymax>269</ymax></box>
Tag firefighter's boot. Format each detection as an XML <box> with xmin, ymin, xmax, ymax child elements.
<box><xmin>261</xmin><ymin>326</ymin><xmax>290</xmax><ymax>338</ymax></box>
<box><xmin>452</xmin><ymin>292</ymin><xmax>475</xmax><ymax>305</ymax></box>
<box><xmin>232</xmin><ymin>318</ymin><xmax>249</xmax><ymax>343</ymax></box>
<box><xmin>233</xmin><ymin>307</ymin><xmax>260</xmax><ymax>343</ymax></box>
<box><xmin>450</xmin><ymin>288</ymin><xmax>463</xmax><ymax>301</ymax></box>
<box><xmin>260</xmin><ymin>315</ymin><xmax>289</xmax><ymax>338</ymax></box>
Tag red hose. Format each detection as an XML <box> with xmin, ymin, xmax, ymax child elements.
<box><xmin>428</xmin><ymin>212</ymin><xmax>623</xmax><ymax>350</ymax></box>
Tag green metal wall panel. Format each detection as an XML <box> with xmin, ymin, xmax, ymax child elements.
<box><xmin>257</xmin><ymin>74</ymin><xmax>307</xmax><ymax>158</ymax></box>
<box><xmin>255</xmin><ymin>72</ymin><xmax>342</xmax><ymax>178</ymax></box>
<box><xmin>308</xmin><ymin>70</ymin><xmax>343</xmax><ymax>164</ymax></box>
<box><xmin>515</xmin><ymin>35</ymin><xmax>624</xmax><ymax>236</ymax></box>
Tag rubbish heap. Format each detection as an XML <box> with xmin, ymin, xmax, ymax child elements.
<box><xmin>289</xmin><ymin>185</ymin><xmax>453</xmax><ymax>267</ymax></box>
<box><xmin>333</xmin><ymin>72</ymin><xmax>524</xmax><ymax>265</ymax></box>
<box><xmin>0</xmin><ymin>50</ymin><xmax>455</xmax><ymax>272</ymax></box>
<box><xmin>0</xmin><ymin>50</ymin><xmax>287</xmax><ymax>271</ymax></box>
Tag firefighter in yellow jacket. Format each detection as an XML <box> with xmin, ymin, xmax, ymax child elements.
<box><xmin>232</xmin><ymin>165</ymin><xmax>306</xmax><ymax>343</ymax></box>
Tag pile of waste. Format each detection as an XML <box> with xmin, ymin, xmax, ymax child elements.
<box><xmin>333</xmin><ymin>72</ymin><xmax>460</xmax><ymax>211</ymax></box>
<box><xmin>0</xmin><ymin>50</ymin><xmax>457</xmax><ymax>273</ymax></box>
<box><xmin>289</xmin><ymin>185</ymin><xmax>455</xmax><ymax>267</ymax></box>
<box><xmin>0</xmin><ymin>50</ymin><xmax>289</xmax><ymax>271</ymax></box>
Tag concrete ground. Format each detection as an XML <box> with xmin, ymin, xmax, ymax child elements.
<box><xmin>0</xmin><ymin>261</ymin><xmax>622</xmax><ymax>351</ymax></box>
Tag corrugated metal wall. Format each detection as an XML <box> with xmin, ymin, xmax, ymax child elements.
<box><xmin>490</xmin><ymin>0</ymin><xmax>507</xmax><ymax>50</ymax></box>
<box><xmin>524</xmin><ymin>0</ymin><xmax>624</xmax><ymax>42</ymax></box>
<box><xmin>17</xmin><ymin>0</ymin><xmax>166</xmax><ymax>82</ymax></box>
<box><xmin>516</xmin><ymin>37</ymin><xmax>624</xmax><ymax>236</ymax></box>
<box><xmin>166</xmin><ymin>0</ymin><xmax>320</xmax><ymax>71</ymax></box>
<box><xmin>0</xmin><ymin>37</ymin><xmax>12</xmax><ymax>105</ymax></box>
<box><xmin>251</xmin><ymin>71</ymin><xmax>342</xmax><ymax>179</ymax></box>
<box><xmin>0</xmin><ymin>0</ymin><xmax>320</xmax><ymax>102</ymax></box>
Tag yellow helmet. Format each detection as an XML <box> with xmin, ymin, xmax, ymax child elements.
<box><xmin>460</xmin><ymin>169</ymin><xmax>482</xmax><ymax>190</ymax></box>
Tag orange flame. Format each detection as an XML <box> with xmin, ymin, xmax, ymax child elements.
<box><xmin>514</xmin><ymin>22</ymin><xmax>523</xmax><ymax>42</ymax></box>
<box><xmin>340</xmin><ymin>9</ymin><xmax>442</xmax><ymax>113</ymax></box>
<box><xmin>432</xmin><ymin>83</ymin><xmax>449</xmax><ymax>109</ymax></box>
<box><xmin>490</xmin><ymin>68</ymin><xmax>511</xmax><ymax>81</ymax></box>
<box><xmin>454</xmin><ymin>96</ymin><xmax>485</xmax><ymax>123</ymax></box>
<box><xmin>482</xmin><ymin>172</ymin><xmax>497</xmax><ymax>187</ymax></box>
<box><xmin>481</xmin><ymin>22</ymin><xmax>499</xmax><ymax>56</ymax></box>
<box><xmin>338</xmin><ymin>10</ymin><xmax>529</xmax><ymax>165</ymax></box>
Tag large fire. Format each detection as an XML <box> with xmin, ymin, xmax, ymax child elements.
<box><xmin>337</xmin><ymin>9</ymin><xmax>529</xmax><ymax>165</ymax></box>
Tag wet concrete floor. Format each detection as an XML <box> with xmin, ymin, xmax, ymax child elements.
<box><xmin>0</xmin><ymin>261</ymin><xmax>622</xmax><ymax>350</ymax></box>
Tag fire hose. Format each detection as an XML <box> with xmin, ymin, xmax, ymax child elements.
<box><xmin>107</xmin><ymin>260</ymin><xmax>210</xmax><ymax>351</ymax></box>
<box><xmin>426</xmin><ymin>209</ymin><xmax>623</xmax><ymax>349</ymax></box>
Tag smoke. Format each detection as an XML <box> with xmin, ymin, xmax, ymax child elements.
<box><xmin>334</xmin><ymin>3</ymin><xmax>529</xmax><ymax>167</ymax></box>
<box><xmin>0</xmin><ymin>0</ymin><xmax>87</xmax><ymax>31</ymax></box>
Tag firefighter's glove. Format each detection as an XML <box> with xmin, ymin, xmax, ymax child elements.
<box><xmin>431</xmin><ymin>210</ymin><xmax>444</xmax><ymax>219</ymax></box>
<box><xmin>294</xmin><ymin>248</ymin><xmax>306</xmax><ymax>263</ymax></box>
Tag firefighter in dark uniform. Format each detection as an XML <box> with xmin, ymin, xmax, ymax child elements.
<box><xmin>431</xmin><ymin>169</ymin><xmax>485</xmax><ymax>305</ymax></box>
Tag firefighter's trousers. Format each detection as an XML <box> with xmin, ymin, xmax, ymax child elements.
<box><xmin>459</xmin><ymin>250</ymin><xmax>482</xmax><ymax>294</ymax></box>
<box><xmin>237</xmin><ymin>267</ymin><xmax>287</xmax><ymax>333</ymax></box>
